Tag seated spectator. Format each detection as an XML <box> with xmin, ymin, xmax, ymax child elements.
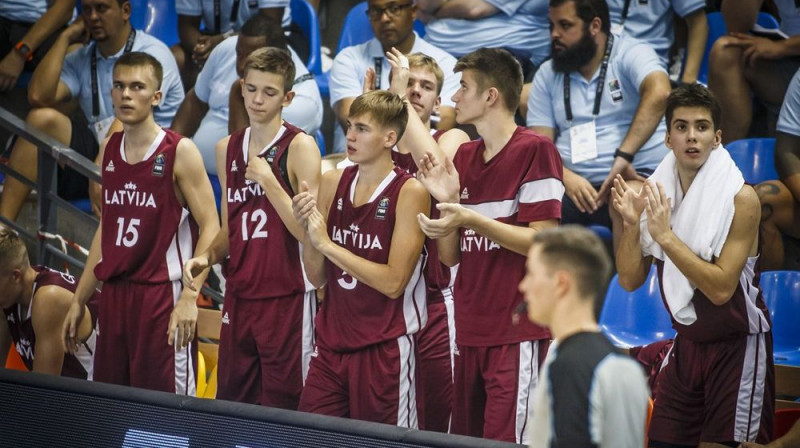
<box><xmin>527</xmin><ymin>0</ymin><xmax>670</xmax><ymax>243</ymax></box>
<box><xmin>0</xmin><ymin>0</ymin><xmax>184</xmax><ymax>223</ymax></box>
<box><xmin>709</xmin><ymin>0</ymin><xmax>800</xmax><ymax>143</ymax></box>
<box><xmin>756</xmin><ymin>68</ymin><xmax>800</xmax><ymax>270</ymax></box>
<box><xmin>606</xmin><ymin>0</ymin><xmax>708</xmax><ymax>84</ymax></box>
<box><xmin>172</xmin><ymin>14</ymin><xmax>321</xmax><ymax>174</ymax></box>
<box><xmin>328</xmin><ymin>0</ymin><xmax>460</xmax><ymax>153</ymax></box>
<box><xmin>0</xmin><ymin>0</ymin><xmax>75</xmax><ymax>92</ymax></box>
<box><xmin>416</xmin><ymin>0</ymin><xmax>550</xmax><ymax>81</ymax></box>
<box><xmin>0</xmin><ymin>228</ymin><xmax>98</xmax><ymax>379</ymax></box>
<box><xmin>173</xmin><ymin>0</ymin><xmax>294</xmax><ymax>88</ymax></box>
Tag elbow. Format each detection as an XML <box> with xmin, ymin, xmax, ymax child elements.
<box><xmin>707</xmin><ymin>287</ymin><xmax>735</xmax><ymax>306</ymax></box>
<box><xmin>28</xmin><ymin>90</ymin><xmax>50</xmax><ymax>108</ymax></box>
<box><xmin>384</xmin><ymin>277</ymin><xmax>410</xmax><ymax>300</ymax></box>
<box><xmin>617</xmin><ymin>274</ymin><xmax>644</xmax><ymax>292</ymax></box>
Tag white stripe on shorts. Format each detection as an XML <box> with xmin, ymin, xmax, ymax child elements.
<box><xmin>397</xmin><ymin>335</ymin><xmax>418</xmax><ymax>429</ymax></box>
<box><xmin>516</xmin><ymin>340</ymin><xmax>542</xmax><ymax>445</ymax></box>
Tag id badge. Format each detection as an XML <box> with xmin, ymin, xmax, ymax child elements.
<box><xmin>570</xmin><ymin>121</ymin><xmax>598</xmax><ymax>164</ymax></box>
<box><xmin>91</xmin><ymin>116</ymin><xmax>115</xmax><ymax>142</ymax></box>
<box><xmin>610</xmin><ymin>22</ymin><xmax>624</xmax><ymax>35</ymax></box>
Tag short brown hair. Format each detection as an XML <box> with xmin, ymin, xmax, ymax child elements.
<box><xmin>242</xmin><ymin>47</ymin><xmax>296</xmax><ymax>94</ymax></box>
<box><xmin>407</xmin><ymin>53</ymin><xmax>444</xmax><ymax>95</ymax></box>
<box><xmin>0</xmin><ymin>229</ymin><xmax>28</xmax><ymax>272</ymax></box>
<box><xmin>349</xmin><ymin>90</ymin><xmax>409</xmax><ymax>141</ymax></box>
<box><xmin>532</xmin><ymin>225</ymin><xmax>612</xmax><ymax>308</ymax></box>
<box><xmin>114</xmin><ymin>51</ymin><xmax>163</xmax><ymax>89</ymax></box>
<box><xmin>454</xmin><ymin>48</ymin><xmax>522</xmax><ymax>112</ymax></box>
<box><xmin>666</xmin><ymin>83</ymin><xmax>723</xmax><ymax>132</ymax></box>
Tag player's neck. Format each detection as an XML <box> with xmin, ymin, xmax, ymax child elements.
<box><xmin>579</xmin><ymin>32</ymin><xmax>608</xmax><ymax>81</ymax></box>
<box><xmin>356</xmin><ymin>153</ymin><xmax>395</xmax><ymax>188</ymax></box>
<box><xmin>474</xmin><ymin>114</ymin><xmax>517</xmax><ymax>160</ymax></box>
<box><xmin>549</xmin><ymin>302</ymin><xmax>599</xmax><ymax>342</ymax></box>
<box><xmin>122</xmin><ymin>117</ymin><xmax>161</xmax><ymax>160</ymax></box>
<box><xmin>248</xmin><ymin>116</ymin><xmax>283</xmax><ymax>154</ymax></box>
<box><xmin>677</xmin><ymin>166</ymin><xmax>699</xmax><ymax>195</ymax></box>
<box><xmin>98</xmin><ymin>24</ymin><xmax>133</xmax><ymax>58</ymax></box>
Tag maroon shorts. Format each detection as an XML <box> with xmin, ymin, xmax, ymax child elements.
<box><xmin>649</xmin><ymin>332</ymin><xmax>774</xmax><ymax>445</ymax></box>
<box><xmin>451</xmin><ymin>340</ymin><xmax>550</xmax><ymax>443</ymax></box>
<box><xmin>216</xmin><ymin>291</ymin><xmax>316</xmax><ymax>408</ymax></box>
<box><xmin>95</xmin><ymin>280</ymin><xmax>196</xmax><ymax>395</ymax></box>
<box><xmin>415</xmin><ymin>299</ymin><xmax>454</xmax><ymax>432</ymax></box>
<box><xmin>299</xmin><ymin>335</ymin><xmax>418</xmax><ymax>428</ymax></box>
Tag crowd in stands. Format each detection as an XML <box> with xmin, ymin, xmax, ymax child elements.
<box><xmin>1</xmin><ymin>0</ymin><xmax>800</xmax><ymax>447</ymax></box>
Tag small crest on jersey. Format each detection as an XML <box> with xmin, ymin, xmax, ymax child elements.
<box><xmin>265</xmin><ymin>146</ymin><xmax>278</xmax><ymax>164</ymax></box>
<box><xmin>375</xmin><ymin>197</ymin><xmax>389</xmax><ymax>220</ymax></box>
<box><xmin>222</xmin><ymin>312</ymin><xmax>230</xmax><ymax>325</ymax></box>
<box><xmin>231</xmin><ymin>160</ymin><xmax>238</xmax><ymax>172</ymax></box>
<box><xmin>124</xmin><ymin>182</ymin><xmax>137</xmax><ymax>190</ymax></box>
<box><xmin>461</xmin><ymin>187</ymin><xmax>469</xmax><ymax>200</ymax></box>
<box><xmin>337</xmin><ymin>198</ymin><xmax>343</xmax><ymax>211</ymax></box>
<box><xmin>152</xmin><ymin>153</ymin><xmax>166</xmax><ymax>177</ymax></box>
<box><xmin>105</xmin><ymin>160</ymin><xmax>115</xmax><ymax>172</ymax></box>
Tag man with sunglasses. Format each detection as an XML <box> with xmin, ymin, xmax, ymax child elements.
<box><xmin>328</xmin><ymin>0</ymin><xmax>461</xmax><ymax>153</ymax></box>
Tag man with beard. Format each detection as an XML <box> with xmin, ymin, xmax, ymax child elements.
<box><xmin>526</xmin><ymin>0</ymin><xmax>670</xmax><ymax>244</ymax></box>
<box><xmin>328</xmin><ymin>0</ymin><xmax>460</xmax><ymax>153</ymax></box>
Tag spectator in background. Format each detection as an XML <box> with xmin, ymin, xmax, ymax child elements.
<box><xmin>0</xmin><ymin>0</ymin><xmax>75</xmax><ymax>91</ymax></box>
<box><xmin>0</xmin><ymin>0</ymin><xmax>184</xmax><ymax>223</ymax></box>
<box><xmin>172</xmin><ymin>14</ymin><xmax>321</xmax><ymax>175</ymax></box>
<box><xmin>328</xmin><ymin>0</ymin><xmax>460</xmax><ymax>153</ymax></box>
<box><xmin>755</xmin><ymin>68</ymin><xmax>800</xmax><ymax>270</ymax></box>
<box><xmin>709</xmin><ymin>0</ymin><xmax>800</xmax><ymax>143</ymax></box>
<box><xmin>527</xmin><ymin>0</ymin><xmax>670</xmax><ymax>244</ymax></box>
<box><xmin>606</xmin><ymin>0</ymin><xmax>708</xmax><ymax>85</ymax></box>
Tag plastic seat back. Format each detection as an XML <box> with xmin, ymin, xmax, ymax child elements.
<box><xmin>599</xmin><ymin>265</ymin><xmax>675</xmax><ymax>348</ymax></box>
<box><xmin>291</xmin><ymin>0</ymin><xmax>322</xmax><ymax>75</ymax></box>
<box><xmin>129</xmin><ymin>0</ymin><xmax>180</xmax><ymax>47</ymax></box>
<box><xmin>760</xmin><ymin>271</ymin><xmax>800</xmax><ymax>365</ymax></box>
<box><xmin>726</xmin><ymin>138</ymin><xmax>779</xmax><ymax>184</ymax></box>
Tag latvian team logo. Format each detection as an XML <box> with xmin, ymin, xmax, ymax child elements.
<box><xmin>375</xmin><ymin>197</ymin><xmax>389</xmax><ymax>220</ymax></box>
<box><xmin>152</xmin><ymin>154</ymin><xmax>166</xmax><ymax>177</ymax></box>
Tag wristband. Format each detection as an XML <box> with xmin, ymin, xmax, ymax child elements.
<box><xmin>614</xmin><ymin>149</ymin><xmax>634</xmax><ymax>163</ymax></box>
<box><xmin>14</xmin><ymin>41</ymin><xmax>33</xmax><ymax>62</ymax></box>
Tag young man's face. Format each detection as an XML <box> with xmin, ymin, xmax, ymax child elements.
<box><xmin>236</xmin><ymin>35</ymin><xmax>268</xmax><ymax>77</ymax></box>
<box><xmin>451</xmin><ymin>70</ymin><xmax>486</xmax><ymax>125</ymax></box>
<box><xmin>345</xmin><ymin>112</ymin><xmax>395</xmax><ymax>164</ymax></box>
<box><xmin>82</xmin><ymin>0</ymin><xmax>130</xmax><ymax>42</ymax></box>
<box><xmin>406</xmin><ymin>67</ymin><xmax>440</xmax><ymax>123</ymax></box>
<box><xmin>519</xmin><ymin>245</ymin><xmax>557</xmax><ymax>327</ymax></box>
<box><xmin>240</xmin><ymin>69</ymin><xmax>292</xmax><ymax>124</ymax></box>
<box><xmin>367</xmin><ymin>0</ymin><xmax>416</xmax><ymax>49</ymax></box>
<box><xmin>111</xmin><ymin>65</ymin><xmax>161</xmax><ymax>124</ymax></box>
<box><xmin>665</xmin><ymin>106</ymin><xmax>722</xmax><ymax>173</ymax></box>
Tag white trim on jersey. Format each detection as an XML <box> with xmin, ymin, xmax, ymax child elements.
<box><xmin>443</xmin><ymin>286</ymin><xmax>456</xmax><ymax>383</ymax></box>
<box><xmin>171</xmin><ymin>280</ymin><xmax>196</xmax><ymax>396</ymax></box>
<box><xmin>516</xmin><ymin>340</ymin><xmax>540</xmax><ymax>445</ymax></box>
<box><xmin>462</xmin><ymin>178</ymin><xmax>563</xmax><ymax>220</ymax></box>
<box><xmin>349</xmin><ymin>169</ymin><xmax>398</xmax><ymax>204</ymax></box>
<box><xmin>299</xmin><ymin>242</ymin><xmax>315</xmax><ymax>292</ymax></box>
<box><xmin>735</xmin><ymin>332</ymin><xmax>768</xmax><ymax>441</ymax></box>
<box><xmin>397</xmin><ymin>335</ymin><xmax>418</xmax><ymax>429</ymax></box>
<box><xmin>301</xmin><ymin>290</ymin><xmax>317</xmax><ymax>384</ymax></box>
<box><xmin>119</xmin><ymin>129</ymin><xmax>166</xmax><ymax>163</ymax></box>
<box><xmin>402</xmin><ymin>256</ymin><xmax>427</xmax><ymax>334</ymax></box>
<box><xmin>76</xmin><ymin>329</ymin><xmax>97</xmax><ymax>381</ymax></box>
<box><xmin>165</xmin><ymin>208</ymin><xmax>193</xmax><ymax>282</ymax></box>
<box><xmin>240</xmin><ymin>125</ymin><xmax>287</xmax><ymax>165</ymax></box>
<box><xmin>741</xmin><ymin>257</ymin><xmax>771</xmax><ymax>334</ymax></box>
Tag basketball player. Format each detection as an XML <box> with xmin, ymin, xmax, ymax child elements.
<box><xmin>293</xmin><ymin>89</ymin><xmax>430</xmax><ymax>427</ymax></box>
<box><xmin>0</xmin><ymin>229</ymin><xmax>98</xmax><ymax>379</ymax></box>
<box><xmin>62</xmin><ymin>52</ymin><xmax>219</xmax><ymax>395</ymax></box>
<box><xmin>182</xmin><ymin>47</ymin><xmax>321</xmax><ymax>408</ymax></box>
<box><xmin>415</xmin><ymin>48</ymin><xmax>565</xmax><ymax>443</ymax></box>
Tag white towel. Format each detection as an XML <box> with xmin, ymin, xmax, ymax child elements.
<box><xmin>639</xmin><ymin>146</ymin><xmax>744</xmax><ymax>325</ymax></box>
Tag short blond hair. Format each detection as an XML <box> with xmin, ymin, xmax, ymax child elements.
<box><xmin>349</xmin><ymin>90</ymin><xmax>409</xmax><ymax>141</ymax></box>
<box><xmin>0</xmin><ymin>229</ymin><xmax>27</xmax><ymax>272</ymax></box>
<box><xmin>407</xmin><ymin>53</ymin><xmax>444</xmax><ymax>95</ymax></box>
<box><xmin>242</xmin><ymin>47</ymin><xmax>296</xmax><ymax>94</ymax></box>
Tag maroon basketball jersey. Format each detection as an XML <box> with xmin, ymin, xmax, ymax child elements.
<box><xmin>316</xmin><ymin>166</ymin><xmax>427</xmax><ymax>352</ymax></box>
<box><xmin>656</xmin><ymin>257</ymin><xmax>772</xmax><ymax>342</ymax></box>
<box><xmin>95</xmin><ymin>129</ymin><xmax>195</xmax><ymax>283</ymax></box>
<box><xmin>453</xmin><ymin>127</ymin><xmax>564</xmax><ymax>346</ymax></box>
<box><xmin>391</xmin><ymin>129</ymin><xmax>451</xmax><ymax>304</ymax></box>
<box><xmin>225</xmin><ymin>123</ymin><xmax>310</xmax><ymax>299</ymax></box>
<box><xmin>3</xmin><ymin>266</ymin><xmax>99</xmax><ymax>379</ymax></box>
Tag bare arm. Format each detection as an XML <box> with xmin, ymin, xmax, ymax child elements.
<box><xmin>177</xmin><ymin>15</ymin><xmax>204</xmax><ymax>55</ymax></box>
<box><xmin>28</xmin><ymin>18</ymin><xmax>87</xmax><ymax>107</ymax></box>
<box><xmin>313</xmin><ymin>180</ymin><xmax>430</xmax><ymax>298</ymax></box>
<box><xmin>297</xmin><ymin>169</ymin><xmax>343</xmax><ymax>288</ymax></box>
<box><xmin>333</xmin><ymin>97</ymin><xmax>355</xmax><ymax>132</ymax></box>
<box><xmin>63</xmin><ymin>224</ymin><xmax>102</xmax><ymax>353</ymax></box>
<box><xmin>775</xmin><ymin>131</ymin><xmax>800</xmax><ymax>201</ymax></box>
<box><xmin>612</xmin><ymin>175</ymin><xmax>652</xmax><ymax>290</ymax></box>
<box><xmin>721</xmin><ymin>0</ymin><xmax>761</xmax><ymax>33</ymax></box>
<box><xmin>32</xmin><ymin>286</ymin><xmax>92</xmax><ymax>375</ymax></box>
<box><xmin>171</xmin><ymin>88</ymin><xmax>209</xmax><ymax>137</ymax></box>
<box><xmin>433</xmin><ymin>0</ymin><xmax>499</xmax><ymax>19</ymax></box>
<box><xmin>645</xmin><ymin>183</ymin><xmax>760</xmax><ymax>305</ymax></box>
<box><xmin>228</xmin><ymin>79</ymin><xmax>249</xmax><ymax>134</ymax></box>
<box><xmin>437</xmin><ymin>106</ymin><xmax>457</xmax><ymax>131</ymax></box>
<box><xmin>681</xmin><ymin>9</ymin><xmax>708</xmax><ymax>85</ymax></box>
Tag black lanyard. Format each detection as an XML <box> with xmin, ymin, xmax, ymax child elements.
<box><xmin>91</xmin><ymin>29</ymin><xmax>136</xmax><ymax>118</ymax></box>
<box><xmin>563</xmin><ymin>33</ymin><xmax>614</xmax><ymax>123</ymax></box>
<box><xmin>214</xmin><ymin>0</ymin><xmax>241</xmax><ymax>32</ymax></box>
<box><xmin>373</xmin><ymin>57</ymin><xmax>383</xmax><ymax>89</ymax></box>
<box><xmin>620</xmin><ymin>0</ymin><xmax>632</xmax><ymax>27</ymax></box>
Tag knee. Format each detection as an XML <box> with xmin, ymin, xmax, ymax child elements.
<box><xmin>755</xmin><ymin>180</ymin><xmax>785</xmax><ymax>225</ymax></box>
<box><xmin>26</xmin><ymin>107</ymin><xmax>68</xmax><ymax>136</ymax></box>
<box><xmin>709</xmin><ymin>37</ymin><xmax>742</xmax><ymax>72</ymax></box>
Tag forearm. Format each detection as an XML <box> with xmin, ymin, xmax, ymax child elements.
<box><xmin>681</xmin><ymin>10</ymin><xmax>708</xmax><ymax>84</ymax></box>
<box><xmin>228</xmin><ymin>82</ymin><xmax>248</xmax><ymax>134</ymax></box>
<box><xmin>396</xmin><ymin>101</ymin><xmax>445</xmax><ymax>167</ymax></box>
<box><xmin>467</xmin><ymin>212</ymin><xmax>554</xmax><ymax>256</ymax></box>
<box><xmin>619</xmin><ymin>87</ymin><xmax>668</xmax><ymax>156</ymax></box>
<box><xmin>199</xmin><ymin>227</ymin><xmax>230</xmax><ymax>267</ymax></box>
<box><xmin>28</xmin><ymin>36</ymin><xmax>69</xmax><ymax>106</ymax></box>
<box><xmin>319</xmin><ymin>242</ymin><xmax>416</xmax><ymax>298</ymax></box>
<box><xmin>171</xmin><ymin>90</ymin><xmax>208</xmax><ymax>137</ymax></box>
<box><xmin>177</xmin><ymin>16</ymin><xmax>203</xmax><ymax>52</ymax></box>
<box><xmin>73</xmin><ymin>229</ymin><xmax>102</xmax><ymax>307</ymax></box>
<box><xmin>775</xmin><ymin>132</ymin><xmax>800</xmax><ymax>197</ymax></box>
<box><xmin>615</xmin><ymin>222</ymin><xmax>649</xmax><ymax>290</ymax></box>
<box><xmin>435</xmin><ymin>0</ymin><xmax>499</xmax><ymax>19</ymax></box>
<box><xmin>436</xmin><ymin>231</ymin><xmax>461</xmax><ymax>267</ymax></box>
<box><xmin>19</xmin><ymin>0</ymin><xmax>75</xmax><ymax>50</ymax></box>
<box><xmin>260</xmin><ymin>178</ymin><xmax>307</xmax><ymax>241</ymax></box>
<box><xmin>773</xmin><ymin>36</ymin><xmax>800</xmax><ymax>58</ymax></box>
<box><xmin>302</xmin><ymin>235</ymin><xmax>327</xmax><ymax>288</ymax></box>
<box><xmin>186</xmin><ymin>219</ymin><xmax>220</xmax><ymax>292</ymax></box>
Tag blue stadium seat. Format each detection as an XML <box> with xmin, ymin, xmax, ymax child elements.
<box><xmin>129</xmin><ymin>0</ymin><xmax>180</xmax><ymax>47</ymax></box>
<box><xmin>69</xmin><ymin>198</ymin><xmax>93</xmax><ymax>213</ymax></box>
<box><xmin>291</xmin><ymin>0</ymin><xmax>322</xmax><ymax>75</ymax></box>
<box><xmin>208</xmin><ymin>173</ymin><xmax>222</xmax><ymax>213</ymax></box>
<box><xmin>760</xmin><ymin>271</ymin><xmax>800</xmax><ymax>366</ymax></box>
<box><xmin>726</xmin><ymin>138</ymin><xmax>779</xmax><ymax>184</ymax></box>
<box><xmin>589</xmin><ymin>225</ymin><xmax>612</xmax><ymax>242</ymax></box>
<box><xmin>599</xmin><ymin>265</ymin><xmax>675</xmax><ymax>348</ymax></box>
<box><xmin>315</xmin><ymin>129</ymin><xmax>326</xmax><ymax>155</ymax></box>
